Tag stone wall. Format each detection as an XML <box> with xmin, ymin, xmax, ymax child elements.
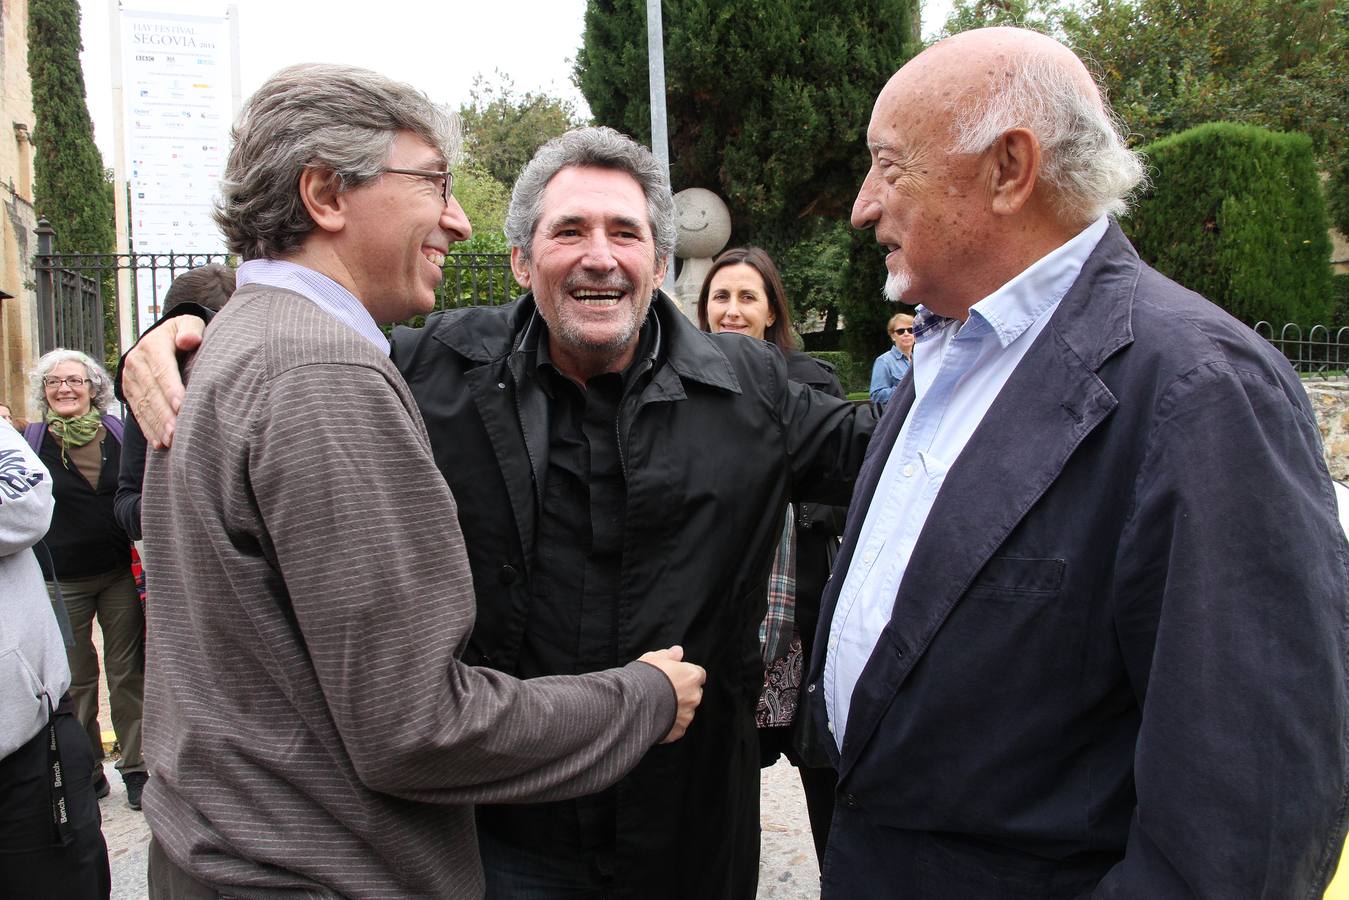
<box><xmin>1305</xmin><ymin>380</ymin><xmax>1349</xmax><ymax>482</ymax></box>
<box><xmin>0</xmin><ymin>0</ymin><xmax>40</xmax><ymax>418</ymax></box>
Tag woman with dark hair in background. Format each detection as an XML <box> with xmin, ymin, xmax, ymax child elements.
<box><xmin>115</xmin><ymin>264</ymin><xmax>235</xmax><ymax>540</ymax></box>
<box><xmin>697</xmin><ymin>246</ymin><xmax>841</xmax><ymax>867</ymax></box>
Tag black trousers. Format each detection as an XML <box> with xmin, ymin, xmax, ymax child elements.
<box><xmin>0</xmin><ymin>699</ymin><xmax>111</xmax><ymax>899</ymax></box>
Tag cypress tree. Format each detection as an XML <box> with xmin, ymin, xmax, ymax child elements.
<box><xmin>29</xmin><ymin>0</ymin><xmax>114</xmax><ymax>255</ymax></box>
<box><xmin>577</xmin><ymin>0</ymin><xmax>920</xmax><ymax>359</ymax></box>
<box><xmin>29</xmin><ymin>0</ymin><xmax>117</xmax><ymax>356</ymax></box>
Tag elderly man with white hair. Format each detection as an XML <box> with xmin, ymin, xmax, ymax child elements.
<box><xmin>808</xmin><ymin>26</ymin><xmax>1349</xmax><ymax>898</ymax></box>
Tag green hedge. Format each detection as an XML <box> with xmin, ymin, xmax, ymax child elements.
<box><xmin>1331</xmin><ymin>274</ymin><xmax>1349</xmax><ymax>329</ymax></box>
<box><xmin>1124</xmin><ymin>123</ymin><xmax>1333</xmax><ymax>325</ymax></box>
<box><xmin>809</xmin><ymin>350</ymin><xmax>870</xmax><ymax>396</ymax></box>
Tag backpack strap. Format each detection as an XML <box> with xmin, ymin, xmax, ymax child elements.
<box><xmin>23</xmin><ymin>421</ymin><xmax>45</xmax><ymax>454</ymax></box>
<box><xmin>101</xmin><ymin>414</ymin><xmax>124</xmax><ymax>444</ymax></box>
<box><xmin>33</xmin><ymin>540</ymin><xmax>75</xmax><ymax>648</ymax></box>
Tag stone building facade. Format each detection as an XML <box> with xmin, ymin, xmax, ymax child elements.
<box><xmin>0</xmin><ymin>0</ymin><xmax>39</xmax><ymax>420</ymax></box>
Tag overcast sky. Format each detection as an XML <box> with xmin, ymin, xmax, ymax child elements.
<box><xmin>77</xmin><ymin>0</ymin><xmax>954</xmax><ymax>168</ymax></box>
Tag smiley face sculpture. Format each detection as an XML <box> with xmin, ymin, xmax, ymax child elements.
<box><xmin>672</xmin><ymin>187</ymin><xmax>732</xmax><ymax>320</ymax></box>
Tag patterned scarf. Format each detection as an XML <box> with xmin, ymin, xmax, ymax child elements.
<box><xmin>757</xmin><ymin>504</ymin><xmax>801</xmax><ymax>728</ymax></box>
<box><xmin>760</xmin><ymin>504</ymin><xmax>797</xmax><ymax>664</ymax></box>
<box><xmin>45</xmin><ymin>409</ymin><xmax>103</xmax><ymax>463</ymax></box>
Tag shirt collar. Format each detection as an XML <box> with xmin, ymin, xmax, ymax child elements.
<box><xmin>912</xmin><ymin>215</ymin><xmax>1109</xmax><ymax>349</ymax></box>
<box><xmin>235</xmin><ymin>259</ymin><xmax>390</xmax><ymax>355</ymax></box>
<box><xmin>522</xmin><ymin>301</ymin><xmax>663</xmax><ymax>383</ymax></box>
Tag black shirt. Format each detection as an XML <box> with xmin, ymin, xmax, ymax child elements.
<box><xmin>477</xmin><ymin>314</ymin><xmax>659</xmax><ymax>871</ymax></box>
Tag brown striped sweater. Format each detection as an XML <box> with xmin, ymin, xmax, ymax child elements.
<box><xmin>141</xmin><ymin>285</ymin><xmax>675</xmax><ymax>898</ymax></box>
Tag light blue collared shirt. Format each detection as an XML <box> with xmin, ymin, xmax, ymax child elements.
<box><xmin>823</xmin><ymin>216</ymin><xmax>1109</xmax><ymax>750</ymax></box>
<box><xmin>869</xmin><ymin>346</ymin><xmax>912</xmax><ymax>408</ymax></box>
<box><xmin>234</xmin><ymin>259</ymin><xmax>390</xmax><ymax>355</ymax></box>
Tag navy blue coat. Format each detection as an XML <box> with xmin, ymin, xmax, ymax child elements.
<box><xmin>806</xmin><ymin>223</ymin><xmax>1349</xmax><ymax>898</ymax></box>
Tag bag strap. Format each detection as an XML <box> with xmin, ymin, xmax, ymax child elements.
<box><xmin>23</xmin><ymin>421</ymin><xmax>45</xmax><ymax>453</ymax></box>
<box><xmin>46</xmin><ymin>696</ymin><xmax>76</xmax><ymax>843</ymax></box>
<box><xmin>101</xmin><ymin>414</ymin><xmax>124</xmax><ymax>444</ymax></box>
<box><xmin>33</xmin><ymin>540</ymin><xmax>75</xmax><ymax>648</ymax></box>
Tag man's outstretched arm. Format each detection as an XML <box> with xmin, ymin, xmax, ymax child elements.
<box><xmin>249</xmin><ymin>361</ymin><xmax>706</xmax><ymax>803</ymax></box>
<box><xmin>117</xmin><ymin>312</ymin><xmax>207</xmax><ymax>449</ymax></box>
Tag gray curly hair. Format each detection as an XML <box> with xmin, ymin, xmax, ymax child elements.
<box><xmin>30</xmin><ymin>349</ymin><xmax>115</xmax><ymax>414</ymax></box>
<box><xmin>949</xmin><ymin>52</ymin><xmax>1146</xmax><ymax>225</ymax></box>
<box><xmin>504</xmin><ymin>126</ymin><xmax>676</xmax><ymax>262</ymax></box>
<box><xmin>215</xmin><ymin>63</ymin><xmax>460</xmax><ymax>261</ymax></box>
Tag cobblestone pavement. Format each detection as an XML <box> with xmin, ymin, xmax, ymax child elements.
<box><xmin>99</xmin><ymin>762</ymin><xmax>151</xmax><ymax>900</ymax></box>
<box><xmin>757</xmin><ymin>760</ymin><xmax>824</xmax><ymax>899</ymax></box>
<box><xmin>100</xmin><ymin>760</ymin><xmax>820</xmax><ymax>899</ymax></box>
<box><xmin>95</xmin><ymin>628</ymin><xmax>822</xmax><ymax>899</ymax></box>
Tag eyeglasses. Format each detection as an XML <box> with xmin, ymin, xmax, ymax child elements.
<box><xmin>43</xmin><ymin>376</ymin><xmax>89</xmax><ymax>389</ymax></box>
<box><xmin>379</xmin><ymin>167</ymin><xmax>455</xmax><ymax>206</ymax></box>
<box><xmin>891</xmin><ymin>327</ymin><xmax>914</xmax><ymax>335</ymax></box>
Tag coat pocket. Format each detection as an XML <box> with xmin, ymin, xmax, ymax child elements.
<box><xmin>965</xmin><ymin>556</ymin><xmax>1065</xmax><ymax>600</ymax></box>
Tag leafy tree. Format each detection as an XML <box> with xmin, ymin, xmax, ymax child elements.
<box><xmin>458</xmin><ymin>71</ymin><xmax>582</xmax><ymax>187</ymax></box>
<box><xmin>940</xmin><ymin>0</ymin><xmax>1348</xmax><ymax>182</ymax></box>
<box><xmin>1067</xmin><ymin>0</ymin><xmax>1346</xmax><ymax>160</ymax></box>
<box><xmin>938</xmin><ymin>0</ymin><xmax>1071</xmax><ymax>36</ymax></box>
<box><xmin>453</xmin><ymin>161</ymin><xmax>512</xmax><ymax>253</ymax></box>
<box><xmin>577</xmin><ymin>0</ymin><xmax>921</xmax><ymax>359</ymax></box>
<box><xmin>28</xmin><ymin>0</ymin><xmax>117</xmax><ymax>358</ymax></box>
<box><xmin>941</xmin><ymin>0</ymin><xmax>1348</xmax><ymax>320</ymax></box>
<box><xmin>1327</xmin><ymin>147</ymin><xmax>1349</xmax><ymax>237</ymax></box>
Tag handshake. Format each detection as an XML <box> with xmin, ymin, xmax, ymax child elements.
<box><xmin>636</xmin><ymin>646</ymin><xmax>706</xmax><ymax>743</ymax></box>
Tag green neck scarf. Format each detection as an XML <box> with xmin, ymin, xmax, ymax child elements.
<box><xmin>46</xmin><ymin>409</ymin><xmax>103</xmax><ymax>463</ymax></box>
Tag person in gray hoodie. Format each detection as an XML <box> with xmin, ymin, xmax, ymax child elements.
<box><xmin>0</xmin><ymin>420</ymin><xmax>110</xmax><ymax>897</ymax></box>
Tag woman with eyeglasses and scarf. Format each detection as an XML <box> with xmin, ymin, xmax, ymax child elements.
<box><xmin>27</xmin><ymin>348</ymin><xmax>145</xmax><ymax>809</ymax></box>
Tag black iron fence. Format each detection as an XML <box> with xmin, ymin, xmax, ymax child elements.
<box><xmin>1254</xmin><ymin>322</ymin><xmax>1349</xmax><ymax>378</ymax></box>
<box><xmin>435</xmin><ymin>252</ymin><xmax>515</xmax><ymax>311</ymax></box>
<box><xmin>35</xmin><ymin>217</ymin><xmax>515</xmax><ymax>363</ymax></box>
<box><xmin>34</xmin><ymin>218</ymin><xmax>233</xmax><ymax>363</ymax></box>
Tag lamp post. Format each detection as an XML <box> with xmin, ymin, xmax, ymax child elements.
<box><xmin>646</xmin><ymin>0</ymin><xmax>676</xmax><ymax>294</ymax></box>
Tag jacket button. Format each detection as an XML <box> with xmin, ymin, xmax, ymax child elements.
<box><xmin>498</xmin><ymin>564</ymin><xmax>518</xmax><ymax>584</ymax></box>
<box><xmin>807</xmin><ymin>683</ymin><xmax>816</xmax><ymax>693</ymax></box>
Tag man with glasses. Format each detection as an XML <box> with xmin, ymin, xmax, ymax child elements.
<box><xmin>125</xmin><ymin>64</ymin><xmax>705</xmax><ymax>899</ymax></box>
<box><xmin>868</xmin><ymin>311</ymin><xmax>914</xmax><ymax>409</ymax></box>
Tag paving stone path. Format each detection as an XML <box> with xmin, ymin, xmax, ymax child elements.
<box><xmin>94</xmin><ymin>626</ymin><xmax>823</xmax><ymax>899</ymax></box>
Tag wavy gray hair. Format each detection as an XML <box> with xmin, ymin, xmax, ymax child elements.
<box><xmin>215</xmin><ymin>63</ymin><xmax>460</xmax><ymax>261</ymax></box>
<box><xmin>504</xmin><ymin>126</ymin><xmax>676</xmax><ymax>262</ymax></box>
<box><xmin>30</xmin><ymin>349</ymin><xmax>115</xmax><ymax>414</ymax></box>
<box><xmin>950</xmin><ymin>53</ymin><xmax>1146</xmax><ymax>224</ymax></box>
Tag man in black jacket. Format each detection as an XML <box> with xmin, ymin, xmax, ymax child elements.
<box><xmin>123</xmin><ymin>126</ymin><xmax>871</xmax><ymax>899</ymax></box>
